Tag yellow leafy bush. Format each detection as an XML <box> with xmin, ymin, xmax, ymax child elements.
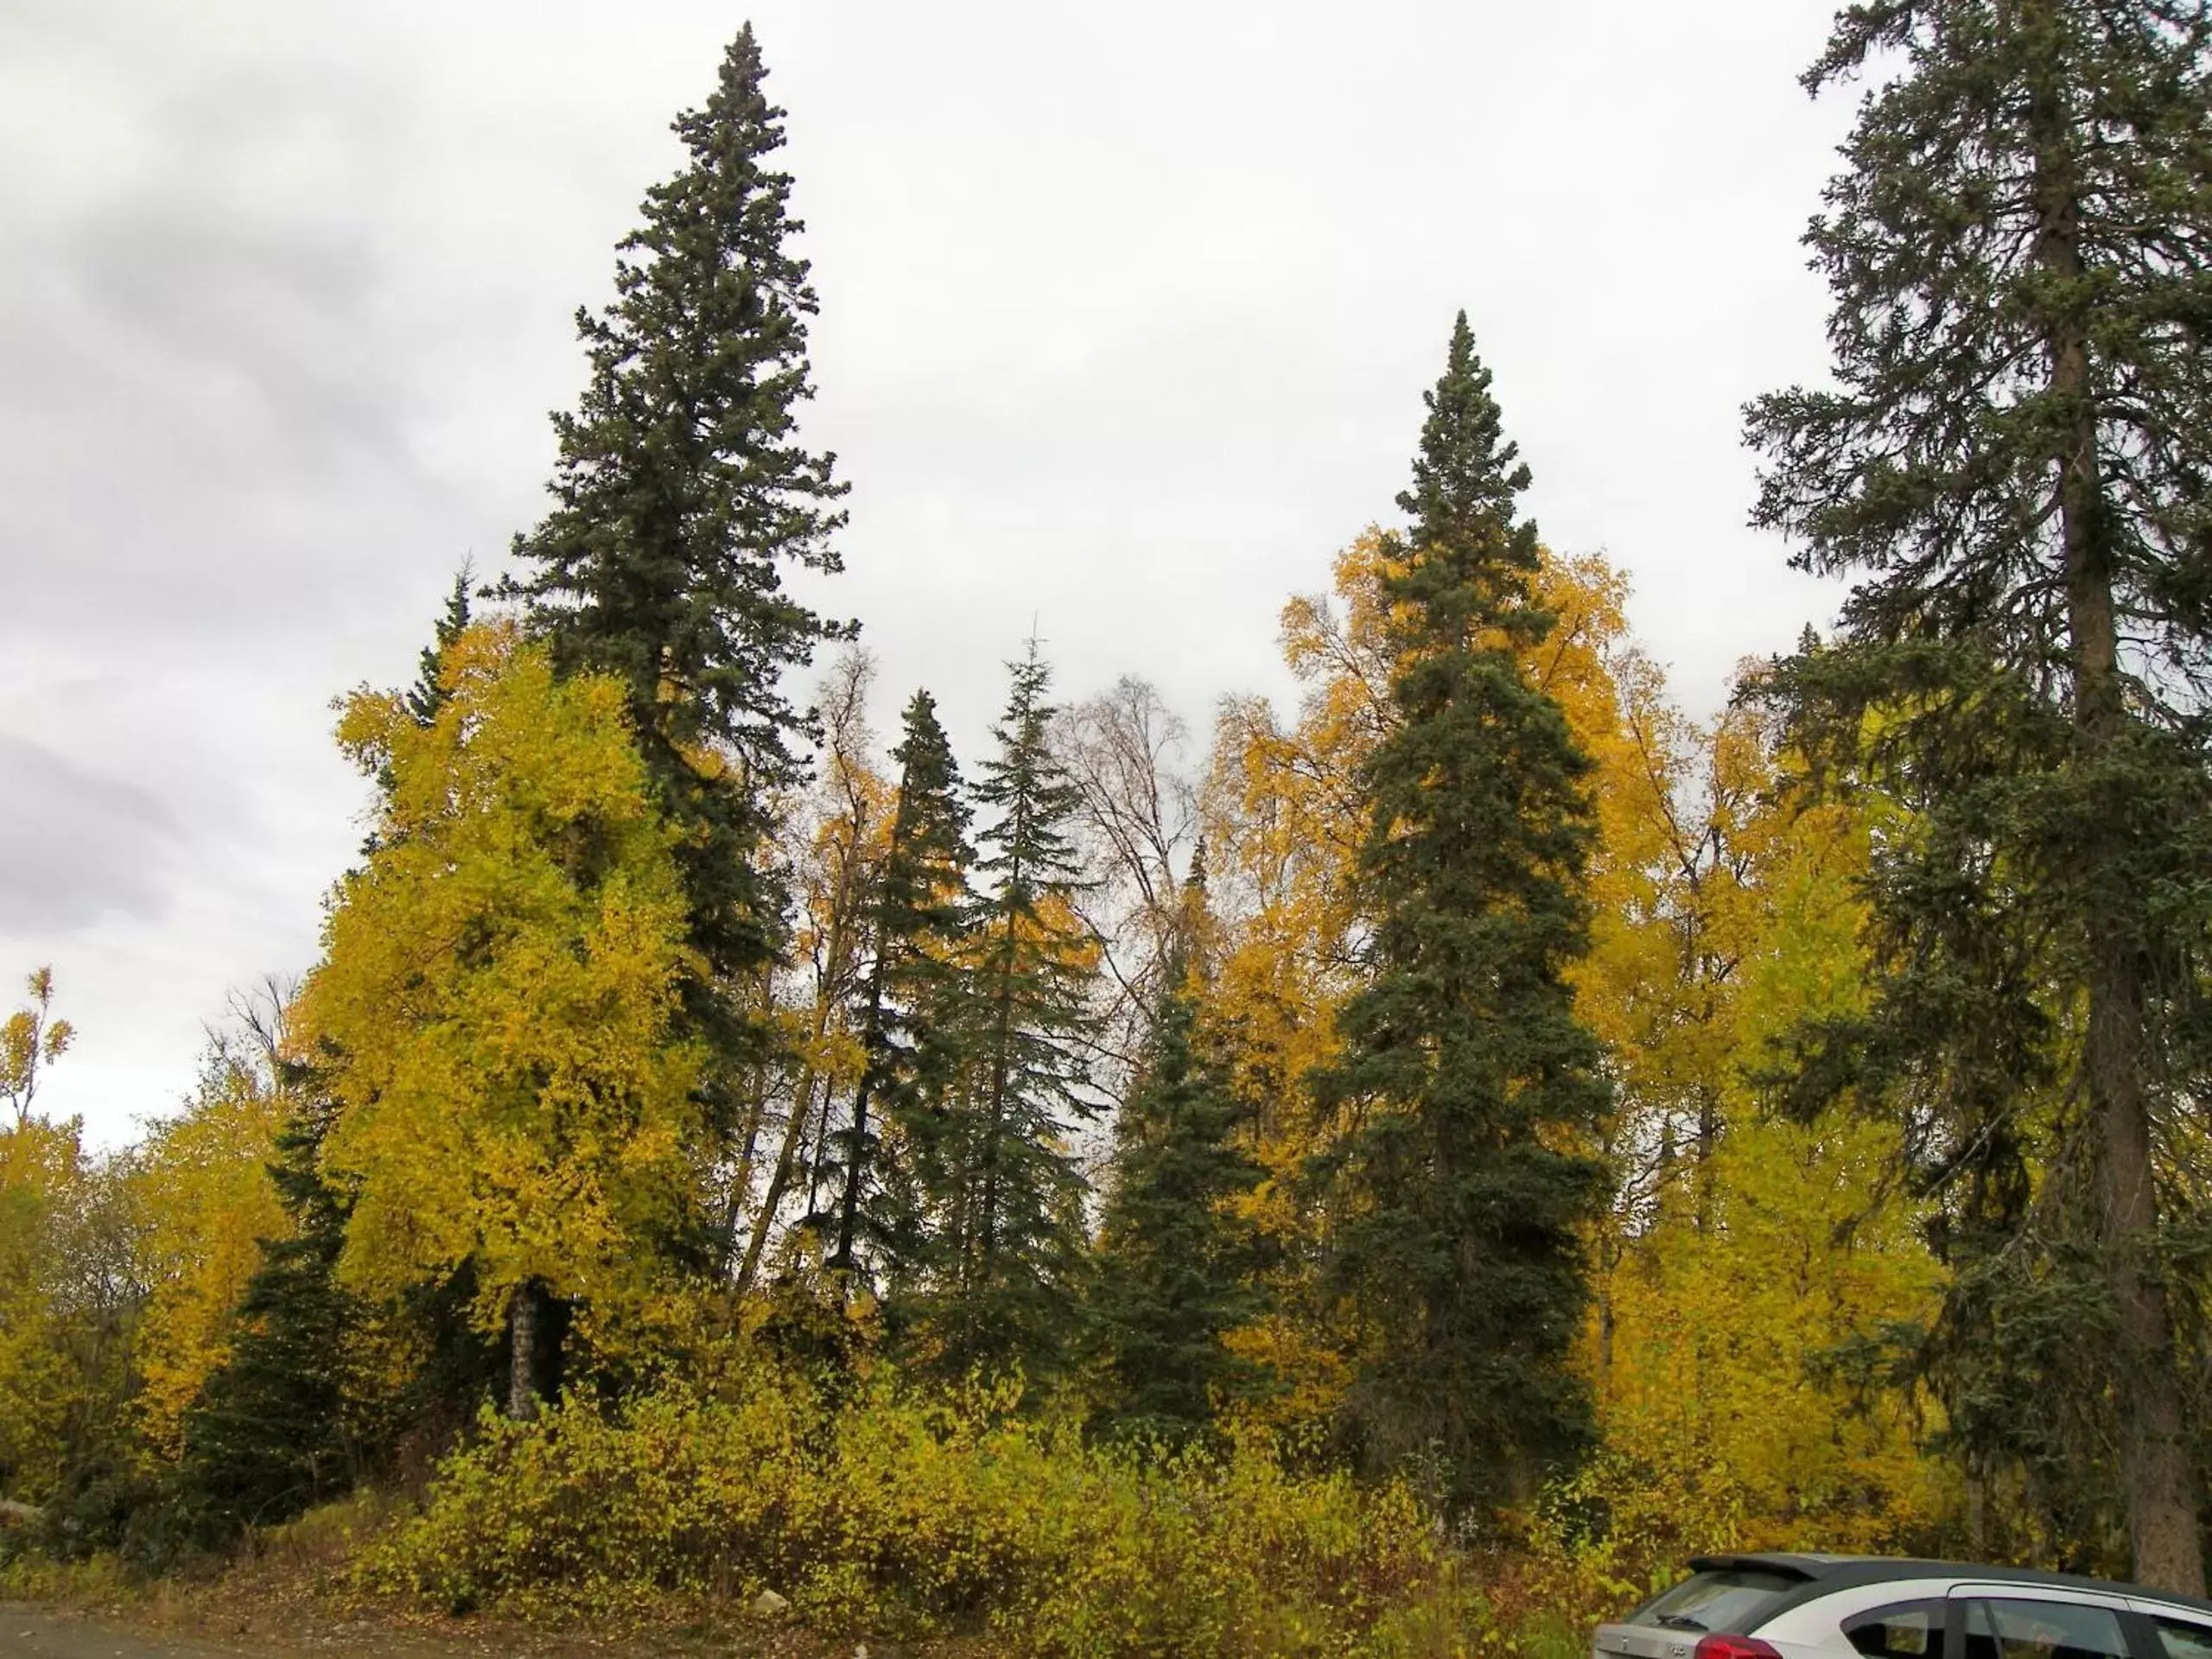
<box><xmin>362</xmin><ymin>1358</ymin><xmax>1489</xmax><ymax>1656</ymax></box>
<box><xmin>130</xmin><ymin>1052</ymin><xmax>289</xmax><ymax>1460</ymax></box>
<box><xmin>0</xmin><ymin>1116</ymin><xmax>92</xmax><ymax>1503</ymax></box>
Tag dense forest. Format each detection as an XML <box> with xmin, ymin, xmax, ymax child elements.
<box><xmin>8</xmin><ymin>3</ymin><xmax>2212</xmax><ymax>1651</ymax></box>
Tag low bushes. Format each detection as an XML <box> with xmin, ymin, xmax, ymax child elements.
<box><xmin>361</xmin><ymin>1362</ymin><xmax>1491</xmax><ymax>1656</ymax></box>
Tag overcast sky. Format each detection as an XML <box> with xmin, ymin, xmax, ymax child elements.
<box><xmin>2</xmin><ymin>0</ymin><xmax>1857</xmax><ymax>1145</ymax></box>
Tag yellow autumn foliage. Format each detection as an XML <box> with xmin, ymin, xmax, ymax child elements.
<box><xmin>1573</xmin><ymin>771</ymin><xmax>1953</xmax><ymax>1589</ymax></box>
<box><xmin>129</xmin><ymin>1048</ymin><xmax>289</xmax><ymax>1459</ymax></box>
<box><xmin>363</xmin><ymin>1357</ymin><xmax>1487</xmax><ymax>1656</ymax></box>
<box><xmin>1203</xmin><ymin>531</ymin><xmax>1700</xmax><ymax>1433</ymax></box>
<box><xmin>0</xmin><ymin>554</ymin><xmax>1963</xmax><ymax>1632</ymax></box>
<box><xmin>1201</xmin><ymin>531</ymin><xmax>1954</xmax><ymax>1560</ymax></box>
<box><xmin>294</xmin><ymin>623</ymin><xmax>704</xmax><ymax>1349</ymax></box>
<box><xmin>0</xmin><ymin>1116</ymin><xmax>96</xmax><ymax>1502</ymax></box>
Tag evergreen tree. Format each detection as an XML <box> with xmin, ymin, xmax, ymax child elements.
<box><xmin>826</xmin><ymin>689</ymin><xmax>974</xmax><ymax>1286</ymax></box>
<box><xmin>404</xmin><ymin>564</ymin><xmax>474</xmax><ymax>727</ymax></box>
<box><xmin>1746</xmin><ymin>0</ymin><xmax>2212</xmax><ymax>1593</ymax></box>
<box><xmin>175</xmin><ymin>1096</ymin><xmax>368</xmax><ymax>1535</ymax></box>
<box><xmin>1087</xmin><ymin>878</ymin><xmax>1268</xmax><ymax>1446</ymax></box>
<box><xmin>912</xmin><ymin>647</ymin><xmax>1101</xmax><ymax>1384</ymax></box>
<box><xmin>363</xmin><ymin>569</ymin><xmax>474</xmax><ymax>853</ymax></box>
<box><xmin>1309</xmin><ymin>315</ymin><xmax>1610</xmax><ymax>1514</ymax></box>
<box><xmin>501</xmin><ymin>25</ymin><xmax>849</xmax><ymax>1135</ymax></box>
<box><xmin>175</xmin><ymin>1086</ymin><xmax>500</xmax><ymax>1540</ymax></box>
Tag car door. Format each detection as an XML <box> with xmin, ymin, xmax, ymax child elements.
<box><xmin>2124</xmin><ymin>1603</ymin><xmax>2212</xmax><ymax>1659</ymax></box>
<box><xmin>1947</xmin><ymin>1584</ymin><xmax>2139</xmax><ymax>1659</ymax></box>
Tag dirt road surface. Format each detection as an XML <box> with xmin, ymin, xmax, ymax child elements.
<box><xmin>0</xmin><ymin>1605</ymin><xmax>864</xmax><ymax>1658</ymax></box>
<box><xmin>5</xmin><ymin>1610</ymin><xmax>293</xmax><ymax>1657</ymax></box>
<box><xmin>0</xmin><ymin>1608</ymin><xmax>503</xmax><ymax>1658</ymax></box>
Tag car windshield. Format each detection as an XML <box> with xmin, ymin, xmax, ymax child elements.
<box><xmin>1630</xmin><ymin>1570</ymin><xmax>1802</xmax><ymax>1634</ymax></box>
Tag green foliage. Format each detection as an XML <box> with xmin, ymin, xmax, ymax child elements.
<box><xmin>403</xmin><ymin>564</ymin><xmax>474</xmax><ymax>728</ymax></box>
<box><xmin>502</xmin><ymin>24</ymin><xmax>849</xmax><ymax>1036</ymax></box>
<box><xmin>829</xmin><ymin>687</ymin><xmax>976</xmax><ymax>1284</ymax></box>
<box><xmin>898</xmin><ymin>649</ymin><xmax>1103</xmax><ymax>1385</ymax></box>
<box><xmin>1745</xmin><ymin>0</ymin><xmax>2212</xmax><ymax>1587</ymax></box>
<box><xmin>362</xmin><ymin>1362</ymin><xmax>1481</xmax><ymax>1656</ymax></box>
<box><xmin>175</xmin><ymin>1096</ymin><xmax>388</xmax><ymax>1539</ymax></box>
<box><xmin>1309</xmin><ymin>315</ymin><xmax>1610</xmax><ymax>1514</ymax></box>
<box><xmin>1088</xmin><ymin>966</ymin><xmax>1270</xmax><ymax>1446</ymax></box>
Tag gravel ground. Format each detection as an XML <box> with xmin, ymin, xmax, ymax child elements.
<box><xmin>4</xmin><ymin>1610</ymin><xmax>337</xmax><ymax>1658</ymax></box>
<box><xmin>1</xmin><ymin>1604</ymin><xmax>881</xmax><ymax>1658</ymax></box>
<box><xmin>5</xmin><ymin>1628</ymin><xmax>242</xmax><ymax>1659</ymax></box>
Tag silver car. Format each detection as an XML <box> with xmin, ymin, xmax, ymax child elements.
<box><xmin>1592</xmin><ymin>1552</ymin><xmax>2212</xmax><ymax>1659</ymax></box>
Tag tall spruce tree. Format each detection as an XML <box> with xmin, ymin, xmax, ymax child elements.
<box><xmin>1310</xmin><ymin>315</ymin><xmax>1610</xmax><ymax>1513</ymax></box>
<box><xmin>502</xmin><ymin>25</ymin><xmax>849</xmax><ymax>1140</ymax></box>
<box><xmin>826</xmin><ymin>689</ymin><xmax>975</xmax><ymax>1287</ymax></box>
<box><xmin>1087</xmin><ymin>871</ymin><xmax>1268</xmax><ymax>1446</ymax></box>
<box><xmin>1746</xmin><ymin>0</ymin><xmax>2212</xmax><ymax>1592</ymax></box>
<box><xmin>911</xmin><ymin>647</ymin><xmax>1101</xmax><ymax>1384</ymax></box>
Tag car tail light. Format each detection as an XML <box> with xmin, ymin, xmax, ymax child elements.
<box><xmin>1694</xmin><ymin>1638</ymin><xmax>1783</xmax><ymax>1659</ymax></box>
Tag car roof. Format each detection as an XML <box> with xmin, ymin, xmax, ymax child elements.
<box><xmin>1688</xmin><ymin>1553</ymin><xmax>2212</xmax><ymax>1624</ymax></box>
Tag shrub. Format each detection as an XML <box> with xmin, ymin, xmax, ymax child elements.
<box><xmin>363</xmin><ymin>1359</ymin><xmax>1490</xmax><ymax>1655</ymax></box>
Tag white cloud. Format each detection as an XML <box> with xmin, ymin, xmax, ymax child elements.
<box><xmin>0</xmin><ymin>0</ymin><xmax>1857</xmax><ymax>1141</ymax></box>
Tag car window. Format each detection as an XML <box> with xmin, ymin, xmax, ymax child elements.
<box><xmin>1961</xmin><ymin>1599</ymin><xmax>2128</xmax><ymax>1659</ymax></box>
<box><xmin>2152</xmin><ymin>1618</ymin><xmax>2212</xmax><ymax>1659</ymax></box>
<box><xmin>1632</xmin><ymin>1570</ymin><xmax>1802</xmax><ymax>1633</ymax></box>
<box><xmin>1846</xmin><ymin>1600</ymin><xmax>1946</xmax><ymax>1659</ymax></box>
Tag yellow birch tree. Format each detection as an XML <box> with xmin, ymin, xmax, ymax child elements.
<box><xmin>294</xmin><ymin>623</ymin><xmax>702</xmax><ymax>1418</ymax></box>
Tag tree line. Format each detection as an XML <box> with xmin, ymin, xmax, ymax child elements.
<box><xmin>5</xmin><ymin>0</ymin><xmax>2212</xmax><ymax>1602</ymax></box>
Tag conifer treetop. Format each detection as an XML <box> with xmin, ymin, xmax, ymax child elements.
<box><xmin>1749</xmin><ymin>0</ymin><xmax>2212</xmax><ymax>718</ymax></box>
<box><xmin>1399</xmin><ymin>313</ymin><xmax>1535</xmax><ymax>558</ymax></box>
<box><xmin>974</xmin><ymin>643</ymin><xmax>1090</xmax><ymax>898</ymax></box>
<box><xmin>1389</xmin><ymin>315</ymin><xmax>1550</xmax><ymax>652</ymax></box>
<box><xmin>510</xmin><ymin>22</ymin><xmax>849</xmax><ymax>784</ymax></box>
<box><xmin>404</xmin><ymin>565</ymin><xmax>474</xmax><ymax>728</ymax></box>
